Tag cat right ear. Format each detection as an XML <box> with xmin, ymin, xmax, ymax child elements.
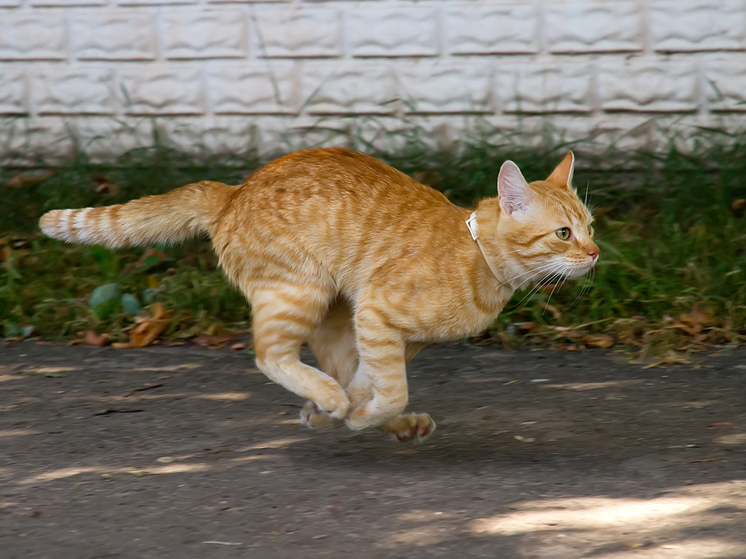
<box><xmin>498</xmin><ymin>161</ymin><xmax>533</xmax><ymax>217</ymax></box>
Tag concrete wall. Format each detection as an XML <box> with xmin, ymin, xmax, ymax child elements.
<box><xmin>1</xmin><ymin>0</ymin><xmax>745</xmax><ymax>161</ymax></box>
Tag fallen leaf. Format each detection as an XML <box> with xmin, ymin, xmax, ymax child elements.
<box><xmin>125</xmin><ymin>302</ymin><xmax>172</xmax><ymax>348</ymax></box>
<box><xmin>732</xmin><ymin>199</ymin><xmax>745</xmax><ymax>211</ymax></box>
<box><xmin>7</xmin><ymin>171</ymin><xmax>54</xmax><ymax>189</ymax></box>
<box><xmin>711</xmin><ymin>422</ymin><xmax>734</xmax><ymax>428</ymax></box>
<box><xmin>111</xmin><ymin>342</ymin><xmax>133</xmax><ymax>349</ymax></box>
<box><xmin>93</xmin><ymin>178</ymin><xmax>119</xmax><ymax>196</ymax></box>
<box><xmin>584</xmin><ymin>334</ymin><xmax>614</xmax><ymax>348</ymax></box>
<box><xmin>231</xmin><ymin>343</ymin><xmax>247</xmax><ymax>351</ymax></box>
<box><xmin>84</xmin><ymin>331</ymin><xmax>109</xmax><ymax>347</ymax></box>
<box><xmin>517</xmin><ymin>322</ymin><xmax>535</xmax><ymax>333</ymax></box>
<box><xmin>192</xmin><ymin>335</ymin><xmax>232</xmax><ymax>348</ymax></box>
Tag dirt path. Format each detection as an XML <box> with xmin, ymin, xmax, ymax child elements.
<box><xmin>1</xmin><ymin>342</ymin><xmax>745</xmax><ymax>558</ymax></box>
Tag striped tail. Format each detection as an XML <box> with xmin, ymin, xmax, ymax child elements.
<box><xmin>39</xmin><ymin>180</ymin><xmax>235</xmax><ymax>248</ymax></box>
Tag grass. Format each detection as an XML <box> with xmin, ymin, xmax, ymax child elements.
<box><xmin>1</xmin><ymin>124</ymin><xmax>745</xmax><ymax>357</ymax></box>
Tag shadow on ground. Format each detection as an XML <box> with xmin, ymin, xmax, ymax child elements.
<box><xmin>1</xmin><ymin>343</ymin><xmax>745</xmax><ymax>558</ymax></box>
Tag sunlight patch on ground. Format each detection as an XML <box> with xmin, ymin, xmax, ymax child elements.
<box><xmin>31</xmin><ymin>367</ymin><xmax>78</xmax><ymax>374</ymax></box>
<box><xmin>468</xmin><ymin>481</ymin><xmax>746</xmax><ymax>558</ymax></box>
<box><xmin>398</xmin><ymin>510</ymin><xmax>457</xmax><ymax>522</ymax></box>
<box><xmin>390</xmin><ymin>524</ymin><xmax>461</xmax><ymax>547</ymax></box>
<box><xmin>55</xmin><ymin>391</ymin><xmax>251</xmax><ymax>403</ymax></box>
<box><xmin>237</xmin><ymin>436</ymin><xmax>309</xmax><ymax>452</ymax></box>
<box><xmin>229</xmin><ymin>454</ymin><xmax>279</xmax><ymax>464</ymax></box>
<box><xmin>591</xmin><ymin>538</ymin><xmax>746</xmax><ymax>559</ymax></box>
<box><xmin>540</xmin><ymin>380</ymin><xmax>642</xmax><ymax>391</ymax></box>
<box><xmin>0</xmin><ymin>374</ymin><xmax>22</xmax><ymax>383</ymax></box>
<box><xmin>195</xmin><ymin>392</ymin><xmax>251</xmax><ymax>401</ymax></box>
<box><xmin>19</xmin><ymin>462</ymin><xmax>212</xmax><ymax>484</ymax></box>
<box><xmin>472</xmin><ymin>483</ymin><xmax>746</xmax><ymax>537</ymax></box>
<box><xmin>128</xmin><ymin>364</ymin><xmax>201</xmax><ymax>372</ymax></box>
<box><xmin>386</xmin><ymin>482</ymin><xmax>746</xmax><ymax>557</ymax></box>
<box><xmin>0</xmin><ymin>429</ymin><xmax>40</xmax><ymax>438</ymax></box>
<box><xmin>715</xmin><ymin>433</ymin><xmax>746</xmax><ymax>446</ymax></box>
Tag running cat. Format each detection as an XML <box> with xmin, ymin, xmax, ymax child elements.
<box><xmin>40</xmin><ymin>148</ymin><xmax>598</xmax><ymax>443</ymax></box>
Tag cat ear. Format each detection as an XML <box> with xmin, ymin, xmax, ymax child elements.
<box><xmin>498</xmin><ymin>160</ymin><xmax>533</xmax><ymax>216</ymax></box>
<box><xmin>546</xmin><ymin>150</ymin><xmax>575</xmax><ymax>189</ymax></box>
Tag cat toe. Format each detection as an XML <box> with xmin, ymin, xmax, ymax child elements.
<box><xmin>300</xmin><ymin>400</ymin><xmax>344</xmax><ymax>430</ymax></box>
<box><xmin>381</xmin><ymin>413</ymin><xmax>436</xmax><ymax>444</ymax></box>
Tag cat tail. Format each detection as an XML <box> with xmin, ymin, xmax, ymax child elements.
<box><xmin>39</xmin><ymin>180</ymin><xmax>235</xmax><ymax>248</ymax></box>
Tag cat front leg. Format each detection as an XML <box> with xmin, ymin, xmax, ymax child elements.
<box><xmin>344</xmin><ymin>304</ymin><xmax>409</xmax><ymax>431</ymax></box>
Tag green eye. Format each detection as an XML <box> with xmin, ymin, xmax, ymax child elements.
<box><xmin>588</xmin><ymin>225</ymin><xmax>594</xmax><ymax>237</ymax></box>
<box><xmin>556</xmin><ymin>227</ymin><xmax>571</xmax><ymax>241</ymax></box>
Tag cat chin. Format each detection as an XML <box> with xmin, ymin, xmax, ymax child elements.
<box><xmin>566</xmin><ymin>267</ymin><xmax>592</xmax><ymax>279</ymax></box>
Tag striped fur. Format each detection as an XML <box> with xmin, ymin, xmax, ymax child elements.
<box><xmin>39</xmin><ymin>148</ymin><xmax>598</xmax><ymax>442</ymax></box>
<box><xmin>39</xmin><ymin>181</ymin><xmax>234</xmax><ymax>248</ymax></box>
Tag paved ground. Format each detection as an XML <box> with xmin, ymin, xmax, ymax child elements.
<box><xmin>1</xmin><ymin>342</ymin><xmax>745</xmax><ymax>558</ymax></box>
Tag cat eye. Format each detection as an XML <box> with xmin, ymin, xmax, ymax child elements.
<box><xmin>588</xmin><ymin>225</ymin><xmax>594</xmax><ymax>237</ymax></box>
<box><xmin>556</xmin><ymin>227</ymin><xmax>571</xmax><ymax>241</ymax></box>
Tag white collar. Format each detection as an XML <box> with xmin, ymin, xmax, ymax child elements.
<box><xmin>466</xmin><ymin>212</ymin><xmax>509</xmax><ymax>287</ymax></box>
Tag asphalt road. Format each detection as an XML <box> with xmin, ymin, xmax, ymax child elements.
<box><xmin>1</xmin><ymin>342</ymin><xmax>745</xmax><ymax>558</ymax></box>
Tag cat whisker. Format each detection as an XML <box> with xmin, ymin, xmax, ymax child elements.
<box><xmin>512</xmin><ymin>268</ymin><xmax>563</xmax><ymax>311</ymax></box>
<box><xmin>513</xmin><ymin>264</ymin><xmax>557</xmax><ymax>291</ymax></box>
<box><xmin>567</xmin><ymin>268</ymin><xmax>594</xmax><ymax>311</ymax></box>
<box><xmin>541</xmin><ymin>270</ymin><xmax>568</xmax><ymax>318</ymax></box>
<box><xmin>510</xmin><ymin>261</ymin><xmax>561</xmax><ymax>289</ymax></box>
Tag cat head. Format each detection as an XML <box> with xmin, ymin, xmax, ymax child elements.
<box><xmin>494</xmin><ymin>151</ymin><xmax>599</xmax><ymax>286</ymax></box>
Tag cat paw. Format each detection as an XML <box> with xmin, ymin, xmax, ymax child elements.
<box><xmin>379</xmin><ymin>413</ymin><xmax>436</xmax><ymax>443</ymax></box>
<box><xmin>300</xmin><ymin>401</ymin><xmax>344</xmax><ymax>430</ymax></box>
<box><xmin>311</xmin><ymin>384</ymin><xmax>350</xmax><ymax>420</ymax></box>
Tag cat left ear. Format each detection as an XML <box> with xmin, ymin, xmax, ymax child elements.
<box><xmin>498</xmin><ymin>160</ymin><xmax>533</xmax><ymax>217</ymax></box>
<box><xmin>546</xmin><ymin>150</ymin><xmax>575</xmax><ymax>189</ymax></box>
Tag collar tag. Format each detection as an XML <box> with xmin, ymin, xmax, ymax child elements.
<box><xmin>465</xmin><ymin>212</ymin><xmax>479</xmax><ymax>240</ymax></box>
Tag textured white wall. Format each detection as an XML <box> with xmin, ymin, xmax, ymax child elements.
<box><xmin>1</xmin><ymin>0</ymin><xmax>745</xmax><ymax>161</ymax></box>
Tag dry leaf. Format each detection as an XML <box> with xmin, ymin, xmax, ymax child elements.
<box><xmin>231</xmin><ymin>343</ymin><xmax>247</xmax><ymax>351</ymax></box>
<box><xmin>93</xmin><ymin>177</ymin><xmax>119</xmax><ymax>196</ymax></box>
<box><xmin>642</xmin><ymin>350</ymin><xmax>691</xmax><ymax>369</ymax></box>
<box><xmin>669</xmin><ymin>304</ymin><xmax>709</xmax><ymax>336</ymax></box>
<box><xmin>84</xmin><ymin>331</ymin><xmax>109</xmax><ymax>347</ymax></box>
<box><xmin>732</xmin><ymin>199</ymin><xmax>745</xmax><ymax>211</ymax></box>
<box><xmin>112</xmin><ymin>342</ymin><xmax>133</xmax><ymax>349</ymax></box>
<box><xmin>517</xmin><ymin>322</ymin><xmax>535</xmax><ymax>333</ymax></box>
<box><xmin>123</xmin><ymin>302</ymin><xmax>172</xmax><ymax>348</ymax></box>
<box><xmin>7</xmin><ymin>171</ymin><xmax>54</xmax><ymax>189</ymax></box>
<box><xmin>192</xmin><ymin>335</ymin><xmax>232</xmax><ymax>348</ymax></box>
<box><xmin>584</xmin><ymin>334</ymin><xmax>614</xmax><ymax>348</ymax></box>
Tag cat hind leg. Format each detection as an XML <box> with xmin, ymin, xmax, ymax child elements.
<box><xmin>251</xmin><ymin>284</ymin><xmax>349</xmax><ymax>419</ymax></box>
<box><xmin>302</xmin><ymin>299</ymin><xmax>358</xmax><ymax>430</ymax></box>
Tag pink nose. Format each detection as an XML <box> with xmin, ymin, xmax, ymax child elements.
<box><xmin>588</xmin><ymin>250</ymin><xmax>599</xmax><ymax>260</ymax></box>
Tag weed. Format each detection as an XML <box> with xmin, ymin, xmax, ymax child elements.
<box><xmin>1</xmin><ymin>124</ymin><xmax>745</xmax><ymax>356</ymax></box>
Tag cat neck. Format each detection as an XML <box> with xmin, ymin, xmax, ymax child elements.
<box><xmin>470</xmin><ymin>199</ymin><xmax>515</xmax><ymax>293</ymax></box>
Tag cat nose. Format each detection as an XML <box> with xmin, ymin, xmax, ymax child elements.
<box><xmin>588</xmin><ymin>249</ymin><xmax>599</xmax><ymax>260</ymax></box>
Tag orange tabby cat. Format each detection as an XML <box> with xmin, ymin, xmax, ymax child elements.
<box><xmin>40</xmin><ymin>148</ymin><xmax>598</xmax><ymax>443</ymax></box>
